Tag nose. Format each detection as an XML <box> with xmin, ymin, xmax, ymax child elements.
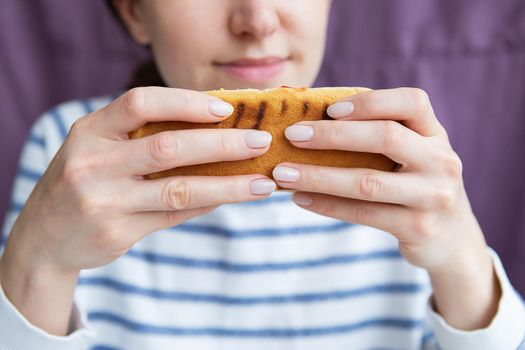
<box><xmin>229</xmin><ymin>0</ymin><xmax>280</xmax><ymax>40</ymax></box>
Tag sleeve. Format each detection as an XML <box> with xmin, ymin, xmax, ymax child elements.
<box><xmin>0</xmin><ymin>282</ymin><xmax>94</xmax><ymax>350</ymax></box>
<box><xmin>0</xmin><ymin>111</ymin><xmax>96</xmax><ymax>350</ymax></box>
<box><xmin>426</xmin><ymin>249</ymin><xmax>525</xmax><ymax>350</ymax></box>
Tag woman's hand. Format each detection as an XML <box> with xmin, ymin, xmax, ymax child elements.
<box><xmin>0</xmin><ymin>87</ymin><xmax>275</xmax><ymax>335</ymax></box>
<box><xmin>273</xmin><ymin>88</ymin><xmax>500</xmax><ymax>330</ymax></box>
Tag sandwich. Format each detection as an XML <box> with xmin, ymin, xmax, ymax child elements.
<box><xmin>129</xmin><ymin>87</ymin><xmax>396</xmax><ymax>181</ymax></box>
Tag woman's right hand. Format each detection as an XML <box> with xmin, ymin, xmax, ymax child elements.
<box><xmin>0</xmin><ymin>87</ymin><xmax>275</xmax><ymax>335</ymax></box>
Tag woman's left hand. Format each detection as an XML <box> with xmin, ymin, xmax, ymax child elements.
<box><xmin>273</xmin><ymin>88</ymin><xmax>500</xmax><ymax>329</ymax></box>
<box><xmin>274</xmin><ymin>88</ymin><xmax>479</xmax><ymax>271</ymax></box>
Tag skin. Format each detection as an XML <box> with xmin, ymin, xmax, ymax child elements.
<box><xmin>0</xmin><ymin>0</ymin><xmax>499</xmax><ymax>337</ymax></box>
<box><xmin>122</xmin><ymin>0</ymin><xmax>329</xmax><ymax>90</ymax></box>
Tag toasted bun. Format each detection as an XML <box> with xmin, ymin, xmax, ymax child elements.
<box><xmin>129</xmin><ymin>87</ymin><xmax>396</xmax><ymax>182</ymax></box>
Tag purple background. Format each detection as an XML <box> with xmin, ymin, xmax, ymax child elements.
<box><xmin>1</xmin><ymin>0</ymin><xmax>524</xmax><ymax>293</ymax></box>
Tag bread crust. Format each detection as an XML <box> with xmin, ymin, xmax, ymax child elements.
<box><xmin>129</xmin><ymin>87</ymin><xmax>397</xmax><ymax>180</ymax></box>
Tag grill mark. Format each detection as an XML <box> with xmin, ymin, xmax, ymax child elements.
<box><xmin>280</xmin><ymin>100</ymin><xmax>288</xmax><ymax>116</ymax></box>
<box><xmin>232</xmin><ymin>102</ymin><xmax>245</xmax><ymax>128</ymax></box>
<box><xmin>302</xmin><ymin>102</ymin><xmax>310</xmax><ymax>116</ymax></box>
<box><xmin>253</xmin><ymin>101</ymin><xmax>267</xmax><ymax>130</ymax></box>
<box><xmin>322</xmin><ymin>103</ymin><xmax>331</xmax><ymax>120</ymax></box>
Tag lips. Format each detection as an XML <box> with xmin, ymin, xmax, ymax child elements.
<box><xmin>214</xmin><ymin>57</ymin><xmax>288</xmax><ymax>82</ymax></box>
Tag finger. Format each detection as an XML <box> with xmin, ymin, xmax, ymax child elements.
<box><xmin>120</xmin><ymin>128</ymin><xmax>272</xmax><ymax>176</ymax></box>
<box><xmin>290</xmin><ymin>192</ymin><xmax>416</xmax><ymax>241</ymax></box>
<box><xmin>327</xmin><ymin>88</ymin><xmax>445</xmax><ymax>137</ymax></box>
<box><xmin>127</xmin><ymin>205</ymin><xmax>218</xmax><ymax>242</ymax></box>
<box><xmin>126</xmin><ymin>175</ymin><xmax>277</xmax><ymax>212</ymax></box>
<box><xmin>273</xmin><ymin>164</ymin><xmax>439</xmax><ymax>208</ymax></box>
<box><xmin>88</xmin><ymin>87</ymin><xmax>234</xmax><ymax>139</ymax></box>
<box><xmin>284</xmin><ymin>120</ymin><xmax>428</xmax><ymax>168</ymax></box>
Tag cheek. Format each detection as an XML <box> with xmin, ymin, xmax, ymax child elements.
<box><xmin>285</xmin><ymin>1</ymin><xmax>330</xmax><ymax>53</ymax></box>
<box><xmin>289</xmin><ymin>6</ymin><xmax>330</xmax><ymax>74</ymax></box>
<box><xmin>142</xmin><ymin>3</ymin><xmax>227</xmax><ymax>89</ymax></box>
<box><xmin>149</xmin><ymin>25</ymin><xmax>217</xmax><ymax>88</ymax></box>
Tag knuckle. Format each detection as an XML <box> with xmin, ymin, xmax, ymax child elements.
<box><xmin>61</xmin><ymin>160</ymin><xmax>79</xmax><ymax>185</ymax></box>
<box><xmin>308</xmin><ymin>169</ymin><xmax>326</xmax><ymax>192</ymax></box>
<box><xmin>163</xmin><ymin>210</ymin><xmax>183</xmax><ymax>225</ymax></box>
<box><xmin>225</xmin><ymin>181</ymin><xmax>246</xmax><ymax>201</ymax></box>
<box><xmin>219</xmin><ymin>133</ymin><xmax>238</xmax><ymax>155</ymax></box>
<box><xmin>77</xmin><ymin>196</ymin><xmax>102</xmax><ymax>216</ymax></box>
<box><xmin>360</xmin><ymin>93</ymin><xmax>381</xmax><ymax>114</ymax></box>
<box><xmin>94</xmin><ymin>228</ymin><xmax>119</xmax><ymax>247</ymax></box>
<box><xmin>77</xmin><ymin>195</ymin><xmax>94</xmax><ymax>215</ymax></box>
<box><xmin>407</xmin><ymin>88</ymin><xmax>431</xmax><ymax>115</ymax></box>
<box><xmin>149</xmin><ymin>132</ymin><xmax>180</xmax><ymax>166</ymax></box>
<box><xmin>431</xmin><ymin>188</ymin><xmax>456</xmax><ymax>211</ymax></box>
<box><xmin>66</xmin><ymin>116</ymin><xmax>92</xmax><ymax>142</ymax></box>
<box><xmin>93</xmin><ymin>227</ymin><xmax>128</xmax><ymax>257</ymax></box>
<box><xmin>410</xmin><ymin>212</ymin><xmax>435</xmax><ymax>239</ymax></box>
<box><xmin>122</xmin><ymin>87</ymin><xmax>147</xmax><ymax>117</ymax></box>
<box><xmin>353</xmin><ymin>204</ymin><xmax>375</xmax><ymax>223</ymax></box>
<box><xmin>316</xmin><ymin>197</ymin><xmax>336</xmax><ymax>215</ymax></box>
<box><xmin>380</xmin><ymin>121</ymin><xmax>403</xmax><ymax>149</ymax></box>
<box><xmin>67</xmin><ymin>123</ymin><xmax>80</xmax><ymax>140</ymax></box>
<box><xmin>442</xmin><ymin>152</ymin><xmax>463</xmax><ymax>179</ymax></box>
<box><xmin>357</xmin><ymin>172</ymin><xmax>383</xmax><ymax>199</ymax></box>
<box><xmin>162</xmin><ymin>179</ymin><xmax>192</xmax><ymax>210</ymax></box>
<box><xmin>69</xmin><ymin>117</ymin><xmax>85</xmax><ymax>136</ymax></box>
<box><xmin>61</xmin><ymin>158</ymin><xmax>89</xmax><ymax>185</ymax></box>
<box><xmin>431</xmin><ymin>148</ymin><xmax>463</xmax><ymax>179</ymax></box>
<box><xmin>324</xmin><ymin>123</ymin><xmax>343</xmax><ymax>145</ymax></box>
<box><xmin>76</xmin><ymin>189</ymin><xmax>114</xmax><ymax>216</ymax></box>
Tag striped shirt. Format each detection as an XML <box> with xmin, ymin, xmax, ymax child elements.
<box><xmin>1</xmin><ymin>96</ymin><xmax>524</xmax><ymax>350</ymax></box>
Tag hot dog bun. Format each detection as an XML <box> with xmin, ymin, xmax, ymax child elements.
<box><xmin>129</xmin><ymin>87</ymin><xmax>397</xmax><ymax>181</ymax></box>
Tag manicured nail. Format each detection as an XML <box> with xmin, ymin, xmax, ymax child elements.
<box><xmin>293</xmin><ymin>193</ymin><xmax>313</xmax><ymax>206</ymax></box>
<box><xmin>327</xmin><ymin>101</ymin><xmax>354</xmax><ymax>118</ymax></box>
<box><xmin>250</xmin><ymin>179</ymin><xmax>276</xmax><ymax>195</ymax></box>
<box><xmin>209</xmin><ymin>100</ymin><xmax>234</xmax><ymax>117</ymax></box>
<box><xmin>285</xmin><ymin>125</ymin><xmax>314</xmax><ymax>142</ymax></box>
<box><xmin>245</xmin><ymin>131</ymin><xmax>272</xmax><ymax>149</ymax></box>
<box><xmin>273</xmin><ymin>166</ymin><xmax>300</xmax><ymax>182</ymax></box>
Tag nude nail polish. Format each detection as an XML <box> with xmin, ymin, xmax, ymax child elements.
<box><xmin>327</xmin><ymin>101</ymin><xmax>354</xmax><ymax>118</ymax></box>
<box><xmin>244</xmin><ymin>131</ymin><xmax>272</xmax><ymax>149</ymax></box>
<box><xmin>285</xmin><ymin>125</ymin><xmax>314</xmax><ymax>142</ymax></box>
<box><xmin>250</xmin><ymin>179</ymin><xmax>276</xmax><ymax>195</ymax></box>
<box><xmin>209</xmin><ymin>100</ymin><xmax>234</xmax><ymax>117</ymax></box>
<box><xmin>273</xmin><ymin>166</ymin><xmax>300</xmax><ymax>182</ymax></box>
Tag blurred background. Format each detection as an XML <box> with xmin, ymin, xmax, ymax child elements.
<box><xmin>1</xmin><ymin>0</ymin><xmax>524</xmax><ymax>294</ymax></box>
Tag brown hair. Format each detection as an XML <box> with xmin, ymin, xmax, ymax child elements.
<box><xmin>106</xmin><ymin>0</ymin><xmax>166</xmax><ymax>89</ymax></box>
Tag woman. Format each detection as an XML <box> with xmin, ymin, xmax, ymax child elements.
<box><xmin>0</xmin><ymin>0</ymin><xmax>523</xmax><ymax>349</ymax></box>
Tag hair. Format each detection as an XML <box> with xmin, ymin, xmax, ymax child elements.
<box><xmin>106</xmin><ymin>0</ymin><xmax>166</xmax><ymax>88</ymax></box>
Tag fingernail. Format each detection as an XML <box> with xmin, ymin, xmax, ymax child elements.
<box><xmin>273</xmin><ymin>166</ymin><xmax>300</xmax><ymax>182</ymax></box>
<box><xmin>327</xmin><ymin>101</ymin><xmax>354</xmax><ymax>118</ymax></box>
<box><xmin>285</xmin><ymin>125</ymin><xmax>314</xmax><ymax>142</ymax></box>
<box><xmin>250</xmin><ymin>179</ymin><xmax>276</xmax><ymax>195</ymax></box>
<box><xmin>209</xmin><ymin>100</ymin><xmax>234</xmax><ymax>117</ymax></box>
<box><xmin>245</xmin><ymin>131</ymin><xmax>272</xmax><ymax>149</ymax></box>
<box><xmin>293</xmin><ymin>193</ymin><xmax>313</xmax><ymax>206</ymax></box>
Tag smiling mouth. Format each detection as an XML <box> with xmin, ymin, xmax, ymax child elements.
<box><xmin>213</xmin><ymin>57</ymin><xmax>289</xmax><ymax>82</ymax></box>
